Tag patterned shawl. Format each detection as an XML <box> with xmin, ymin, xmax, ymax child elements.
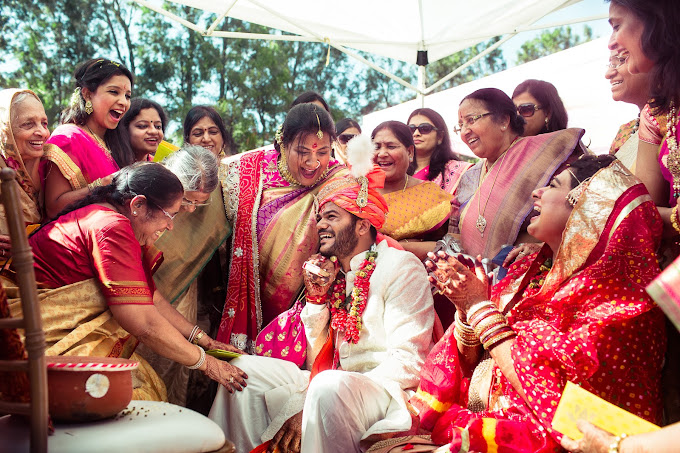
<box><xmin>216</xmin><ymin>149</ymin><xmax>346</xmax><ymax>351</ymax></box>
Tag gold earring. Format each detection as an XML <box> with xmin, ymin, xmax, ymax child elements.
<box><xmin>85</xmin><ymin>100</ymin><xmax>93</xmax><ymax>115</ymax></box>
<box><xmin>132</xmin><ymin>211</ymin><xmax>137</xmax><ymax>216</ymax></box>
<box><xmin>545</xmin><ymin>117</ymin><xmax>549</xmax><ymax>126</ymax></box>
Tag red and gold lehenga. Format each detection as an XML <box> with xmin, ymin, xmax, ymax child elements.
<box><xmin>9</xmin><ymin>205</ymin><xmax>166</xmax><ymax>400</ymax></box>
<box><xmin>411</xmin><ymin>161</ymin><xmax>666</xmax><ymax>452</ymax></box>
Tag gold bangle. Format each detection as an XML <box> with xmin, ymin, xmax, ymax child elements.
<box><xmin>88</xmin><ymin>178</ymin><xmax>103</xmax><ymax>191</ymax></box>
<box><xmin>671</xmin><ymin>206</ymin><xmax>680</xmax><ymax>235</ymax></box>
<box><xmin>192</xmin><ymin>329</ymin><xmax>205</xmax><ymax>345</ymax></box>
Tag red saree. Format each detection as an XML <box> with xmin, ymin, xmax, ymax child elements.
<box><xmin>411</xmin><ymin>161</ymin><xmax>666</xmax><ymax>452</ymax></box>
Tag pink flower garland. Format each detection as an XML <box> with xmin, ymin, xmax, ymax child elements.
<box><xmin>329</xmin><ymin>249</ymin><xmax>377</xmax><ymax>344</ymax></box>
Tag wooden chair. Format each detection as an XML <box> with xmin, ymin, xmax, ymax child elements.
<box><xmin>0</xmin><ymin>168</ymin><xmax>48</xmax><ymax>453</ymax></box>
<box><xmin>0</xmin><ymin>168</ymin><xmax>234</xmax><ymax>452</ymax></box>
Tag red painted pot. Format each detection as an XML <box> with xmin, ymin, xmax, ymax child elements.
<box><xmin>46</xmin><ymin>356</ymin><xmax>138</xmax><ymax>423</ymax></box>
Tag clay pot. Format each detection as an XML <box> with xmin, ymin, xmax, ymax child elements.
<box><xmin>46</xmin><ymin>356</ymin><xmax>138</xmax><ymax>423</ymax></box>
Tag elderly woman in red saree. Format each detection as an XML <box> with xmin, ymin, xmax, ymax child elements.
<box><xmin>371</xmin><ymin>121</ymin><xmax>452</xmax><ymax>261</ymax></box>
<box><xmin>217</xmin><ymin>103</ymin><xmax>345</xmax><ymax>352</ymax></box>
<box><xmin>411</xmin><ymin>155</ymin><xmax>666</xmax><ymax>452</ymax></box>
<box><xmin>11</xmin><ymin>163</ymin><xmax>247</xmax><ymax>401</ymax></box>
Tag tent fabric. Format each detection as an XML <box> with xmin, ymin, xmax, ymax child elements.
<box><xmin>362</xmin><ymin>37</ymin><xmax>637</xmax><ymax>157</ymax></box>
<box><xmin>141</xmin><ymin>0</ymin><xmax>582</xmax><ymax>64</ymax></box>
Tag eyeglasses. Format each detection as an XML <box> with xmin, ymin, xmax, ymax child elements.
<box><xmin>408</xmin><ymin>123</ymin><xmax>438</xmax><ymax>135</ymax></box>
<box><xmin>607</xmin><ymin>54</ymin><xmax>629</xmax><ymax>69</ymax></box>
<box><xmin>337</xmin><ymin>134</ymin><xmax>357</xmax><ymax>145</ymax></box>
<box><xmin>516</xmin><ymin>103</ymin><xmax>543</xmax><ymax>118</ymax></box>
<box><xmin>151</xmin><ymin>203</ymin><xmax>179</xmax><ymax>221</ymax></box>
<box><xmin>181</xmin><ymin>198</ymin><xmax>211</xmax><ymax>207</ymax></box>
<box><xmin>453</xmin><ymin>112</ymin><xmax>493</xmax><ymax>134</ymax></box>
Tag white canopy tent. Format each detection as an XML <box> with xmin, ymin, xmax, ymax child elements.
<box><xmin>132</xmin><ymin>0</ymin><xmax>605</xmax><ymax>97</ymax></box>
<box><xmin>362</xmin><ymin>37</ymin><xmax>638</xmax><ymax>156</ymax></box>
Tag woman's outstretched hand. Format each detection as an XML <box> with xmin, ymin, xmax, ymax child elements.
<box><xmin>425</xmin><ymin>251</ymin><xmax>489</xmax><ymax>314</ymax></box>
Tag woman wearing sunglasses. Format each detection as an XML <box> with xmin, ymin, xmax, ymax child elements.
<box><xmin>512</xmin><ymin>79</ymin><xmax>568</xmax><ymax>137</ymax></box>
<box><xmin>605</xmin><ymin>51</ymin><xmax>651</xmax><ymax>171</ymax></box>
<box><xmin>450</xmin><ymin>88</ymin><xmax>584</xmax><ymax>262</ymax></box>
<box><xmin>408</xmin><ymin>108</ymin><xmax>472</xmax><ymax>194</ymax></box>
<box><xmin>333</xmin><ymin>118</ymin><xmax>361</xmax><ymax>165</ymax></box>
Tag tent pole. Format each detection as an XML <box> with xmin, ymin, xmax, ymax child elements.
<box><xmin>417</xmin><ymin>66</ymin><xmax>426</xmax><ymax>107</ymax></box>
<box><xmin>134</xmin><ymin>0</ymin><xmax>206</xmax><ymax>34</ymax></box>
<box><xmin>205</xmin><ymin>0</ymin><xmax>239</xmax><ymax>36</ymax></box>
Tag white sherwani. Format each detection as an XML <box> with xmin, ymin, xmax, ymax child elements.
<box><xmin>209</xmin><ymin>241</ymin><xmax>434</xmax><ymax>453</ymax></box>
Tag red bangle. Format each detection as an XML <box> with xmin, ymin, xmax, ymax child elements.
<box><xmin>306</xmin><ymin>294</ymin><xmax>328</xmax><ymax>305</ymax></box>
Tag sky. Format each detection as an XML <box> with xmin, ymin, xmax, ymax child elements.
<box><xmin>501</xmin><ymin>0</ymin><xmax>611</xmax><ymax>66</ymax></box>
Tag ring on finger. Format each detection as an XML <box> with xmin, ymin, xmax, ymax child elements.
<box><xmin>229</xmin><ymin>377</ymin><xmax>234</xmax><ymax>384</ymax></box>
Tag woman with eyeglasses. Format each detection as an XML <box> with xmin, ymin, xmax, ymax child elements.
<box><xmin>449</xmin><ymin>88</ymin><xmax>584</xmax><ymax>262</ymax></box>
<box><xmin>333</xmin><ymin>118</ymin><xmax>361</xmax><ymax>165</ymax></box>
<box><xmin>136</xmin><ymin>144</ymin><xmax>224</xmax><ymax>405</ymax></box>
<box><xmin>605</xmin><ymin>50</ymin><xmax>651</xmax><ymax>171</ymax></box>
<box><xmin>17</xmin><ymin>163</ymin><xmax>247</xmax><ymax>401</ymax></box>
<box><xmin>512</xmin><ymin>79</ymin><xmax>568</xmax><ymax>137</ymax></box>
<box><xmin>408</xmin><ymin>108</ymin><xmax>472</xmax><ymax>194</ymax></box>
<box><xmin>371</xmin><ymin>121</ymin><xmax>452</xmax><ymax>260</ymax></box>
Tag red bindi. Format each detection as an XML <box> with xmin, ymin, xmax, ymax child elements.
<box><xmin>312</xmin><ymin>142</ymin><xmax>318</xmax><ymax>149</ymax></box>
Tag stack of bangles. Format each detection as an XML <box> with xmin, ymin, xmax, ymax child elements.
<box><xmin>188</xmin><ymin>325</ymin><xmax>206</xmax><ymax>345</ymax></box>
<box><xmin>454</xmin><ymin>310</ymin><xmax>481</xmax><ymax>347</ymax></box>
<box><xmin>466</xmin><ymin>301</ymin><xmax>516</xmax><ymax>350</ymax></box>
<box><xmin>187</xmin><ymin>344</ymin><xmax>206</xmax><ymax>370</ymax></box>
<box><xmin>671</xmin><ymin>206</ymin><xmax>680</xmax><ymax>235</ymax></box>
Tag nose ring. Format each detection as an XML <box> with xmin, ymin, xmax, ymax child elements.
<box><xmin>314</xmin><ymin>161</ymin><xmax>321</xmax><ymax>170</ymax></box>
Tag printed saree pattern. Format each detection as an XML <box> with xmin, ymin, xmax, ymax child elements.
<box><xmin>411</xmin><ymin>161</ymin><xmax>666</xmax><ymax>452</ymax></box>
<box><xmin>217</xmin><ymin>149</ymin><xmax>346</xmax><ymax>351</ymax></box>
<box><xmin>380</xmin><ymin>181</ymin><xmax>451</xmax><ymax>241</ymax></box>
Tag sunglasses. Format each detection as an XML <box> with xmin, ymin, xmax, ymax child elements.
<box><xmin>337</xmin><ymin>133</ymin><xmax>357</xmax><ymax>145</ymax></box>
<box><xmin>516</xmin><ymin>103</ymin><xmax>543</xmax><ymax>118</ymax></box>
<box><xmin>408</xmin><ymin>123</ymin><xmax>438</xmax><ymax>135</ymax></box>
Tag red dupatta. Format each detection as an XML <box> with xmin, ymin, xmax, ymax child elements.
<box><xmin>411</xmin><ymin>161</ymin><xmax>666</xmax><ymax>452</ymax></box>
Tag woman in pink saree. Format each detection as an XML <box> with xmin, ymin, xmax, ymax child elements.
<box><xmin>41</xmin><ymin>58</ymin><xmax>133</xmax><ymax>219</ymax></box>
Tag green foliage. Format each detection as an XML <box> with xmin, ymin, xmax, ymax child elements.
<box><xmin>0</xmin><ymin>0</ymin><xmax>513</xmax><ymax>153</ymax></box>
<box><xmin>427</xmin><ymin>37</ymin><xmax>507</xmax><ymax>93</ymax></box>
<box><xmin>516</xmin><ymin>25</ymin><xmax>593</xmax><ymax>65</ymax></box>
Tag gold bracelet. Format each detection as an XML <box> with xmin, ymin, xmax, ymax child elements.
<box><xmin>671</xmin><ymin>206</ymin><xmax>680</xmax><ymax>235</ymax></box>
<box><xmin>192</xmin><ymin>329</ymin><xmax>205</xmax><ymax>345</ymax></box>
<box><xmin>87</xmin><ymin>178</ymin><xmax>103</xmax><ymax>191</ymax></box>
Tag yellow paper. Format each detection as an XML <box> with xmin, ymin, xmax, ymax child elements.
<box><xmin>153</xmin><ymin>140</ymin><xmax>180</xmax><ymax>162</ymax></box>
<box><xmin>552</xmin><ymin>381</ymin><xmax>660</xmax><ymax>440</ymax></box>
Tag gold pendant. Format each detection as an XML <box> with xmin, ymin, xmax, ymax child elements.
<box><xmin>476</xmin><ymin>214</ymin><xmax>487</xmax><ymax>236</ymax></box>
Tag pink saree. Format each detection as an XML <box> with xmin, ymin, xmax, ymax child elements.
<box><xmin>413</xmin><ymin>159</ymin><xmax>471</xmax><ymax>195</ymax></box>
<box><xmin>40</xmin><ymin>124</ymin><xmax>119</xmax><ymax>191</ymax></box>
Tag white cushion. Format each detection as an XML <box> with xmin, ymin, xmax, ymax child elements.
<box><xmin>0</xmin><ymin>400</ymin><xmax>226</xmax><ymax>453</ymax></box>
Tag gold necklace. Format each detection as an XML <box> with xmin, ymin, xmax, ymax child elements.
<box><xmin>664</xmin><ymin>101</ymin><xmax>680</xmax><ymax>199</ymax></box>
<box><xmin>276</xmin><ymin>144</ymin><xmax>332</xmax><ymax>187</ymax></box>
<box><xmin>402</xmin><ymin>175</ymin><xmax>409</xmax><ymax>192</ymax></box>
<box><xmin>475</xmin><ymin>140</ymin><xmax>515</xmax><ymax>237</ymax></box>
<box><xmin>84</xmin><ymin>125</ymin><xmax>112</xmax><ymax>158</ymax></box>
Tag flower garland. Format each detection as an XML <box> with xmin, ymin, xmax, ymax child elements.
<box><xmin>527</xmin><ymin>257</ymin><xmax>553</xmax><ymax>289</ymax></box>
<box><xmin>329</xmin><ymin>248</ymin><xmax>377</xmax><ymax>344</ymax></box>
